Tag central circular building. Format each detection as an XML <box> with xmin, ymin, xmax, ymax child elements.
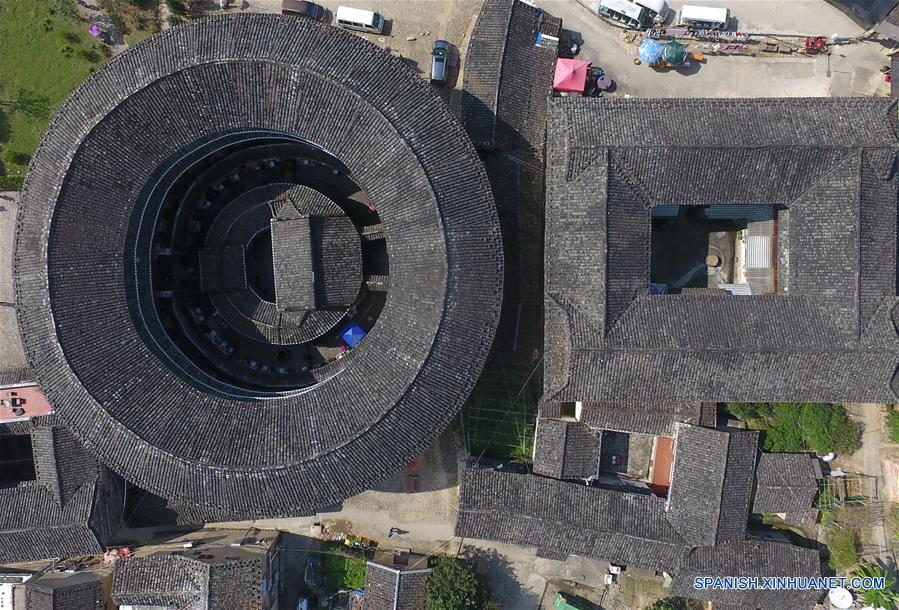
<box><xmin>16</xmin><ymin>14</ymin><xmax>503</xmax><ymax>515</ymax></box>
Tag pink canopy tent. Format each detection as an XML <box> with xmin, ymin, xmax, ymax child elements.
<box><xmin>553</xmin><ymin>58</ymin><xmax>590</xmax><ymax>93</ymax></box>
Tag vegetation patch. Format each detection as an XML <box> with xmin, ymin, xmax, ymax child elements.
<box><xmin>826</xmin><ymin>529</ymin><xmax>859</xmax><ymax>572</ymax></box>
<box><xmin>100</xmin><ymin>0</ymin><xmax>160</xmax><ymax>43</ymax></box>
<box><xmin>885</xmin><ymin>405</ymin><xmax>899</xmax><ymax>444</ymax></box>
<box><xmin>425</xmin><ymin>556</ymin><xmax>497</xmax><ymax>610</ymax></box>
<box><xmin>322</xmin><ymin>553</ymin><xmax>366</xmax><ymax>591</ymax></box>
<box><xmin>0</xmin><ymin>0</ymin><xmax>111</xmax><ymax>180</ymax></box>
<box><xmin>726</xmin><ymin>402</ymin><xmax>861</xmax><ymax>454</ymax></box>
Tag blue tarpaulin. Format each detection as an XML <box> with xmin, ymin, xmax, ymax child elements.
<box><xmin>341</xmin><ymin>322</ymin><xmax>367</xmax><ymax>348</ymax></box>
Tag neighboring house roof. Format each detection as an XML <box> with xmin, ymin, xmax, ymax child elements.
<box><xmin>0</xmin><ymin>416</ymin><xmax>122</xmax><ymax>564</ymax></box>
<box><xmin>361</xmin><ymin>562</ymin><xmax>431</xmax><ymax>610</ymax></box>
<box><xmin>670</xmin><ymin>540</ymin><xmax>822</xmax><ymax>610</ymax></box>
<box><xmin>16</xmin><ymin>14</ymin><xmax>503</xmax><ymax>517</ymax></box>
<box><xmin>543</xmin><ymin>97</ymin><xmax>899</xmax><ymax>403</ymax></box>
<box><xmin>457</xmin><ymin>466</ymin><xmax>822</xmax><ymax>609</ymax></box>
<box><xmin>532</xmin><ymin>419</ymin><xmax>601</xmax><ymax>479</ymax></box>
<box><xmin>462</xmin><ymin>0</ymin><xmax>561</xmax><ymax>151</ymax></box>
<box><xmin>457</xmin><ymin>468</ymin><xmax>688</xmax><ymax>571</ymax></box>
<box><xmin>113</xmin><ymin>555</ymin><xmax>207</xmax><ymax>610</ymax></box>
<box><xmin>540</xmin><ymin>401</ymin><xmax>715</xmax><ymax>437</ymax></box>
<box><xmin>113</xmin><ymin>551</ymin><xmax>270</xmax><ymax>610</ymax></box>
<box><xmin>24</xmin><ymin>572</ymin><xmax>104</xmax><ymax>610</ymax></box>
<box><xmin>533</xmin><ymin>402</ymin><xmax>719</xmax><ymax>481</ymax></box>
<box><xmin>752</xmin><ymin>453</ymin><xmax>821</xmax><ymax>524</ymax></box>
<box><xmin>666</xmin><ymin>425</ymin><xmax>759</xmax><ymax>546</ymax></box>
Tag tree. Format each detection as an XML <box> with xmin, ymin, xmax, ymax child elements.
<box><xmin>425</xmin><ymin>556</ymin><xmax>488</xmax><ymax>610</ymax></box>
<box><xmin>853</xmin><ymin>562</ymin><xmax>899</xmax><ymax>610</ymax></box>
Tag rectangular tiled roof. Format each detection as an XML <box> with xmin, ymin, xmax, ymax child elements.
<box><xmin>362</xmin><ymin>562</ymin><xmax>430</xmax><ymax>610</ymax></box>
<box><xmin>462</xmin><ymin>0</ymin><xmax>561</xmax><ymax>151</ymax></box>
<box><xmin>271</xmin><ymin>216</ymin><xmax>314</xmax><ymax>311</ymax></box>
<box><xmin>544</xmin><ymin>97</ymin><xmax>899</xmax><ymax>403</ymax></box>
<box><xmin>752</xmin><ymin>453</ymin><xmax>820</xmax><ymax>521</ymax></box>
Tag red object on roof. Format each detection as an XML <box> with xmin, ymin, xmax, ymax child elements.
<box><xmin>0</xmin><ymin>384</ymin><xmax>53</xmax><ymax>421</ymax></box>
<box><xmin>650</xmin><ymin>436</ymin><xmax>674</xmax><ymax>497</ymax></box>
<box><xmin>553</xmin><ymin>58</ymin><xmax>590</xmax><ymax>93</ymax></box>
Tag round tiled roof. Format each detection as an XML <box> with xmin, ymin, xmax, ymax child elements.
<box><xmin>16</xmin><ymin>14</ymin><xmax>502</xmax><ymax>515</ymax></box>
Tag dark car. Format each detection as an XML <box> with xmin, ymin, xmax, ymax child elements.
<box><xmin>430</xmin><ymin>40</ymin><xmax>450</xmax><ymax>85</ymax></box>
<box><xmin>281</xmin><ymin>0</ymin><xmax>327</xmax><ymax>21</ymax></box>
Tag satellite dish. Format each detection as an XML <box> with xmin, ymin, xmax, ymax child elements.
<box><xmin>829</xmin><ymin>587</ymin><xmax>853</xmax><ymax>609</ymax></box>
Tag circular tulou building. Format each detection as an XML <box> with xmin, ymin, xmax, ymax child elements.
<box><xmin>15</xmin><ymin>14</ymin><xmax>503</xmax><ymax>515</ymax></box>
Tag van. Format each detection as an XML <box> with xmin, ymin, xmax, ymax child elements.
<box><xmin>675</xmin><ymin>4</ymin><xmax>729</xmax><ymax>29</ymax></box>
<box><xmin>634</xmin><ymin>0</ymin><xmax>669</xmax><ymax>23</ymax></box>
<box><xmin>335</xmin><ymin>6</ymin><xmax>385</xmax><ymax>34</ymax></box>
<box><xmin>597</xmin><ymin>0</ymin><xmax>646</xmax><ymax>29</ymax></box>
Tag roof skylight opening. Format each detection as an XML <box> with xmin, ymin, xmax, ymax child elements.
<box><xmin>649</xmin><ymin>204</ymin><xmax>783</xmax><ymax>296</ymax></box>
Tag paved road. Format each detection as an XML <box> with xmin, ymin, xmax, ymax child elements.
<box><xmin>537</xmin><ymin>0</ymin><xmax>890</xmax><ymax>97</ymax></box>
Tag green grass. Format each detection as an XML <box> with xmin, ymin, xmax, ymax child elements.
<box><xmin>461</xmin><ymin>364</ymin><xmax>537</xmax><ymax>461</ymax></box>
<box><xmin>0</xmin><ymin>0</ymin><xmax>112</xmax><ymax>179</ymax></box>
<box><xmin>323</xmin><ymin>553</ymin><xmax>366</xmax><ymax>591</ymax></box>
<box><xmin>827</xmin><ymin>529</ymin><xmax>859</xmax><ymax>572</ymax></box>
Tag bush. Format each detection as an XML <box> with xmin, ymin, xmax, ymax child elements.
<box><xmin>726</xmin><ymin>402</ymin><xmax>773</xmax><ymax>423</ymax></box>
<box><xmin>886</xmin><ymin>406</ymin><xmax>899</xmax><ymax>443</ymax></box>
<box><xmin>801</xmin><ymin>403</ymin><xmax>861</xmax><ymax>454</ymax></box>
<box><xmin>762</xmin><ymin>404</ymin><xmax>804</xmax><ymax>452</ymax></box>
<box><xmin>827</xmin><ymin>529</ymin><xmax>859</xmax><ymax>572</ymax></box>
<box><xmin>735</xmin><ymin>402</ymin><xmax>861</xmax><ymax>455</ymax></box>
<box><xmin>2</xmin><ymin>150</ymin><xmax>30</xmax><ymax>167</ymax></box>
<box><xmin>76</xmin><ymin>47</ymin><xmax>102</xmax><ymax>63</ymax></box>
<box><xmin>166</xmin><ymin>14</ymin><xmax>184</xmax><ymax>26</ymax></box>
<box><xmin>165</xmin><ymin>0</ymin><xmax>186</xmax><ymax>16</ymax></box>
<box><xmin>48</xmin><ymin>0</ymin><xmax>78</xmax><ymax>20</ymax></box>
<box><xmin>322</xmin><ymin>553</ymin><xmax>366</xmax><ymax>590</ymax></box>
<box><xmin>0</xmin><ymin>176</ymin><xmax>24</xmax><ymax>191</ymax></box>
<box><xmin>425</xmin><ymin>557</ymin><xmax>490</xmax><ymax>610</ymax></box>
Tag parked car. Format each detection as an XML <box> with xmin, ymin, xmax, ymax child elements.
<box><xmin>304</xmin><ymin>555</ymin><xmax>323</xmax><ymax>589</ymax></box>
<box><xmin>281</xmin><ymin>0</ymin><xmax>327</xmax><ymax>21</ymax></box>
<box><xmin>430</xmin><ymin>40</ymin><xmax>450</xmax><ymax>85</ymax></box>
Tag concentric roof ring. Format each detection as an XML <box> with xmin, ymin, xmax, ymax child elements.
<box><xmin>15</xmin><ymin>15</ymin><xmax>503</xmax><ymax>516</ymax></box>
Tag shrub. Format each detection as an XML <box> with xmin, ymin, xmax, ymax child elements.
<box><xmin>425</xmin><ymin>557</ymin><xmax>488</xmax><ymax>610</ymax></box>
<box><xmin>886</xmin><ymin>406</ymin><xmax>899</xmax><ymax>443</ymax></box>
<box><xmin>726</xmin><ymin>402</ymin><xmax>773</xmax><ymax>423</ymax></box>
<box><xmin>762</xmin><ymin>404</ymin><xmax>803</xmax><ymax>452</ymax></box>
<box><xmin>322</xmin><ymin>553</ymin><xmax>366</xmax><ymax>590</ymax></box>
<box><xmin>166</xmin><ymin>14</ymin><xmax>184</xmax><ymax>26</ymax></box>
<box><xmin>827</xmin><ymin>529</ymin><xmax>859</xmax><ymax>572</ymax></box>
<box><xmin>2</xmin><ymin>150</ymin><xmax>30</xmax><ymax>167</ymax></box>
<box><xmin>48</xmin><ymin>0</ymin><xmax>78</xmax><ymax>20</ymax></box>
<box><xmin>800</xmin><ymin>403</ymin><xmax>861</xmax><ymax>454</ymax></box>
<box><xmin>76</xmin><ymin>47</ymin><xmax>101</xmax><ymax>63</ymax></box>
<box><xmin>0</xmin><ymin>176</ymin><xmax>24</xmax><ymax>191</ymax></box>
<box><xmin>165</xmin><ymin>0</ymin><xmax>186</xmax><ymax>16</ymax></box>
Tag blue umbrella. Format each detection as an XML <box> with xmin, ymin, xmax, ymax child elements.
<box><xmin>341</xmin><ymin>321</ymin><xmax>367</xmax><ymax>348</ymax></box>
<box><xmin>638</xmin><ymin>38</ymin><xmax>664</xmax><ymax>64</ymax></box>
